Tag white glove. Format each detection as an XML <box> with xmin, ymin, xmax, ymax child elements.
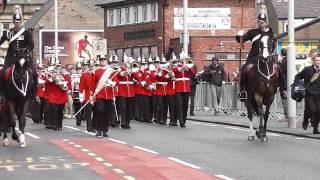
<box><xmin>157</xmin><ymin>72</ymin><xmax>163</xmax><ymax>77</ymax></box>
<box><xmin>141</xmin><ymin>81</ymin><xmax>147</xmax><ymax>87</ymax></box>
<box><xmin>148</xmin><ymin>85</ymin><xmax>155</xmax><ymax>90</ymax></box>
<box><xmin>222</xmin><ymin>81</ymin><xmax>226</xmax><ymax>85</ymax></box>
<box><xmin>120</xmin><ymin>71</ymin><xmax>126</xmax><ymax>76</ymax></box>
<box><xmin>107</xmin><ymin>79</ymin><xmax>116</xmax><ymax>87</ymax></box>
<box><xmin>48</xmin><ymin>77</ymin><xmax>54</xmax><ymax>83</ymax></box>
<box><xmin>165</xmin><ymin>74</ymin><xmax>170</xmax><ymax>79</ymax></box>
<box><xmin>79</xmin><ymin>93</ymin><xmax>84</xmax><ymax>103</ymax></box>
<box><xmin>237</xmin><ymin>30</ymin><xmax>244</xmax><ymax>36</ymax></box>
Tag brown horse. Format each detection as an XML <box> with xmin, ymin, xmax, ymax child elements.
<box><xmin>245</xmin><ymin>35</ymin><xmax>280</xmax><ymax>142</ymax></box>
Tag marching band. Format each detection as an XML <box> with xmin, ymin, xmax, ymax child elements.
<box><xmin>32</xmin><ymin>50</ymin><xmax>197</xmax><ymax>137</ymax></box>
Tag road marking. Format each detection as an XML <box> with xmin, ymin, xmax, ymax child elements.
<box><xmin>294</xmin><ymin>137</ymin><xmax>305</xmax><ymax>140</ymax></box>
<box><xmin>68</xmin><ymin>142</ymin><xmax>74</xmax><ymax>145</ymax></box>
<box><xmin>82</xmin><ymin>131</ymin><xmax>96</xmax><ymax>136</ymax></box>
<box><xmin>81</xmin><ymin>148</ymin><xmax>89</xmax><ymax>152</ymax></box>
<box><xmin>123</xmin><ymin>176</ymin><xmax>136</xmax><ymax>180</ymax></box>
<box><xmin>88</xmin><ymin>153</ymin><xmax>96</xmax><ymax>157</ymax></box>
<box><xmin>215</xmin><ymin>174</ymin><xmax>234</xmax><ymax>180</ymax></box>
<box><xmin>224</xmin><ymin>126</ymin><xmax>249</xmax><ymax>132</ymax></box>
<box><xmin>63</xmin><ymin>139</ymin><xmax>69</xmax><ymax>142</ymax></box>
<box><xmin>74</xmin><ymin>144</ymin><xmax>82</xmax><ymax>148</ymax></box>
<box><xmin>95</xmin><ymin>157</ymin><xmax>104</xmax><ymax>162</ymax></box>
<box><xmin>108</xmin><ymin>138</ymin><xmax>127</xmax><ymax>144</ymax></box>
<box><xmin>133</xmin><ymin>146</ymin><xmax>159</xmax><ymax>154</ymax></box>
<box><xmin>113</xmin><ymin>168</ymin><xmax>124</xmax><ymax>174</ymax></box>
<box><xmin>64</xmin><ymin>126</ymin><xmax>80</xmax><ymax>131</ymax></box>
<box><xmin>25</xmin><ymin>132</ymin><xmax>40</xmax><ymax>139</ymax></box>
<box><xmin>191</xmin><ymin>122</ymin><xmax>217</xmax><ymax>127</ymax></box>
<box><xmin>103</xmin><ymin>163</ymin><xmax>113</xmax><ymax>167</ymax></box>
<box><xmin>168</xmin><ymin>157</ymin><xmax>201</xmax><ymax>169</ymax></box>
<box><xmin>267</xmin><ymin>133</ymin><xmax>282</xmax><ymax>137</ymax></box>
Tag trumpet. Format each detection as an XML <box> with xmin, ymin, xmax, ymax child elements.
<box><xmin>47</xmin><ymin>69</ymin><xmax>68</xmax><ymax>91</ymax></box>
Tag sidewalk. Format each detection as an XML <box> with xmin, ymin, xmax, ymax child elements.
<box><xmin>187</xmin><ymin>111</ymin><xmax>320</xmax><ymax>140</ymax></box>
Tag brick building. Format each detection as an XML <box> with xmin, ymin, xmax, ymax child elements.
<box><xmin>98</xmin><ymin>0</ymin><xmax>257</xmax><ymax>76</ymax></box>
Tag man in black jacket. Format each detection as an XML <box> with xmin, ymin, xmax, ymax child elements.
<box><xmin>278</xmin><ymin>48</ymin><xmax>288</xmax><ymax>122</ymax></box>
<box><xmin>202</xmin><ymin>57</ymin><xmax>226</xmax><ymax>113</ymax></box>
<box><xmin>294</xmin><ymin>54</ymin><xmax>320</xmax><ymax>134</ymax></box>
<box><xmin>189</xmin><ymin>64</ymin><xmax>198</xmax><ymax>116</ymax></box>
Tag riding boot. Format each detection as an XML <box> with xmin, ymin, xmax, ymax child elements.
<box><xmin>238</xmin><ymin>68</ymin><xmax>247</xmax><ymax>101</ymax></box>
<box><xmin>313</xmin><ymin>119</ymin><xmax>320</xmax><ymax>134</ymax></box>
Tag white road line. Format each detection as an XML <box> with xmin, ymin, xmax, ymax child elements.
<box><xmin>168</xmin><ymin>157</ymin><xmax>201</xmax><ymax>169</ymax></box>
<box><xmin>294</xmin><ymin>137</ymin><xmax>305</xmax><ymax>140</ymax></box>
<box><xmin>224</xmin><ymin>126</ymin><xmax>249</xmax><ymax>132</ymax></box>
<box><xmin>88</xmin><ymin>153</ymin><xmax>96</xmax><ymax>157</ymax></box>
<box><xmin>103</xmin><ymin>163</ymin><xmax>113</xmax><ymax>167</ymax></box>
<box><xmin>267</xmin><ymin>133</ymin><xmax>282</xmax><ymax>137</ymax></box>
<box><xmin>25</xmin><ymin>132</ymin><xmax>40</xmax><ymax>139</ymax></box>
<box><xmin>191</xmin><ymin>122</ymin><xmax>217</xmax><ymax>127</ymax></box>
<box><xmin>63</xmin><ymin>139</ymin><xmax>69</xmax><ymax>142</ymax></box>
<box><xmin>81</xmin><ymin>148</ymin><xmax>89</xmax><ymax>152</ymax></box>
<box><xmin>108</xmin><ymin>138</ymin><xmax>128</xmax><ymax>144</ymax></box>
<box><xmin>64</xmin><ymin>126</ymin><xmax>80</xmax><ymax>131</ymax></box>
<box><xmin>74</xmin><ymin>144</ymin><xmax>82</xmax><ymax>148</ymax></box>
<box><xmin>82</xmin><ymin>131</ymin><xmax>96</xmax><ymax>136</ymax></box>
<box><xmin>113</xmin><ymin>168</ymin><xmax>124</xmax><ymax>174</ymax></box>
<box><xmin>215</xmin><ymin>174</ymin><xmax>234</xmax><ymax>180</ymax></box>
<box><xmin>95</xmin><ymin>157</ymin><xmax>104</xmax><ymax>162</ymax></box>
<box><xmin>133</xmin><ymin>146</ymin><xmax>159</xmax><ymax>154</ymax></box>
<box><xmin>123</xmin><ymin>176</ymin><xmax>136</xmax><ymax>180</ymax></box>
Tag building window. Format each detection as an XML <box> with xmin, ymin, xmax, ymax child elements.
<box><xmin>125</xmin><ymin>7</ymin><xmax>130</xmax><ymax>24</ymax></box>
<box><xmin>133</xmin><ymin>47</ymin><xmax>141</xmax><ymax>58</ymax></box>
<box><xmin>109</xmin><ymin>9</ymin><xmax>114</xmax><ymax>26</ymax></box>
<box><xmin>117</xmin><ymin>49</ymin><xmax>124</xmax><ymax>61</ymax></box>
<box><xmin>108</xmin><ymin>49</ymin><xmax>116</xmax><ymax>57</ymax></box>
<box><xmin>134</xmin><ymin>6</ymin><xmax>138</xmax><ymax>23</ymax></box>
<box><xmin>142</xmin><ymin>47</ymin><xmax>149</xmax><ymax>59</ymax></box>
<box><xmin>125</xmin><ymin>48</ymin><xmax>132</xmax><ymax>57</ymax></box>
<box><xmin>117</xmin><ymin>8</ymin><xmax>122</xmax><ymax>25</ymax></box>
<box><xmin>2</xmin><ymin>22</ymin><xmax>10</xmax><ymax>31</ymax></box>
<box><xmin>151</xmin><ymin>4</ymin><xmax>156</xmax><ymax>21</ymax></box>
<box><xmin>150</xmin><ymin>46</ymin><xmax>158</xmax><ymax>57</ymax></box>
<box><xmin>142</xmin><ymin>4</ymin><xmax>147</xmax><ymax>21</ymax></box>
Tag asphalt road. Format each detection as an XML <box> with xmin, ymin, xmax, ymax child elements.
<box><xmin>0</xmin><ymin>118</ymin><xmax>319</xmax><ymax>180</ymax></box>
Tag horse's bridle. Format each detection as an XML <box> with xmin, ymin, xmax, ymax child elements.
<box><xmin>257</xmin><ymin>55</ymin><xmax>276</xmax><ymax>80</ymax></box>
<box><xmin>11</xmin><ymin>65</ymin><xmax>29</xmax><ymax>97</ymax></box>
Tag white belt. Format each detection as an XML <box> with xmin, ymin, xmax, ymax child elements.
<box><xmin>157</xmin><ymin>82</ymin><xmax>167</xmax><ymax>85</ymax></box>
<box><xmin>119</xmin><ymin>81</ymin><xmax>134</xmax><ymax>85</ymax></box>
<box><xmin>175</xmin><ymin>78</ymin><xmax>190</xmax><ymax>81</ymax></box>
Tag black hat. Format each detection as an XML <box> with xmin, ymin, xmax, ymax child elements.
<box><xmin>257</xmin><ymin>13</ymin><xmax>267</xmax><ymax>22</ymax></box>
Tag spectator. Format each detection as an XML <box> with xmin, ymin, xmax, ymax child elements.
<box><xmin>189</xmin><ymin>64</ymin><xmax>199</xmax><ymax>116</ymax></box>
<box><xmin>299</xmin><ymin>49</ymin><xmax>318</xmax><ymax>72</ymax></box>
<box><xmin>294</xmin><ymin>54</ymin><xmax>320</xmax><ymax>134</ymax></box>
<box><xmin>201</xmin><ymin>57</ymin><xmax>226</xmax><ymax>114</ymax></box>
<box><xmin>278</xmin><ymin>48</ymin><xmax>288</xmax><ymax>122</ymax></box>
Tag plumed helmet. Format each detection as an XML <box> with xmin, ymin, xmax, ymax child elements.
<box><xmin>13</xmin><ymin>5</ymin><xmax>23</xmax><ymax>23</ymax></box>
<box><xmin>257</xmin><ymin>12</ymin><xmax>267</xmax><ymax>22</ymax></box>
<box><xmin>291</xmin><ymin>79</ymin><xmax>306</xmax><ymax>102</ymax></box>
<box><xmin>99</xmin><ymin>54</ymin><xmax>108</xmax><ymax>61</ymax></box>
<box><xmin>148</xmin><ymin>55</ymin><xmax>153</xmax><ymax>63</ymax></box>
<box><xmin>160</xmin><ymin>56</ymin><xmax>167</xmax><ymax>64</ymax></box>
<box><xmin>141</xmin><ymin>57</ymin><xmax>147</xmax><ymax>64</ymax></box>
<box><xmin>154</xmin><ymin>55</ymin><xmax>161</xmax><ymax>62</ymax></box>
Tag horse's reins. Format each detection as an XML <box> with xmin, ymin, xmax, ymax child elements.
<box><xmin>257</xmin><ymin>56</ymin><xmax>276</xmax><ymax>80</ymax></box>
<box><xmin>11</xmin><ymin>65</ymin><xmax>29</xmax><ymax>97</ymax></box>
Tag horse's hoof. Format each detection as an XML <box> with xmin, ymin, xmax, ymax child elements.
<box><xmin>3</xmin><ymin>138</ymin><xmax>9</xmax><ymax>146</ymax></box>
<box><xmin>20</xmin><ymin>141</ymin><xmax>27</xmax><ymax>148</ymax></box>
<box><xmin>256</xmin><ymin>131</ymin><xmax>262</xmax><ymax>139</ymax></box>
<box><xmin>261</xmin><ymin>136</ymin><xmax>268</xmax><ymax>142</ymax></box>
<box><xmin>19</xmin><ymin>134</ymin><xmax>25</xmax><ymax>143</ymax></box>
<box><xmin>12</xmin><ymin>133</ymin><xmax>19</xmax><ymax>141</ymax></box>
<box><xmin>248</xmin><ymin>136</ymin><xmax>255</xmax><ymax>141</ymax></box>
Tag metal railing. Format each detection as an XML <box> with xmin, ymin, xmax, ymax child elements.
<box><xmin>193</xmin><ymin>82</ymin><xmax>304</xmax><ymax>120</ymax></box>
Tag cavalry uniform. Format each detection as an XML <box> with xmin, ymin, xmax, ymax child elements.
<box><xmin>172</xmin><ymin>62</ymin><xmax>196</xmax><ymax>127</ymax></box>
<box><xmin>79</xmin><ymin>69</ymin><xmax>95</xmax><ymax>132</ymax></box>
<box><xmin>116</xmin><ymin>66</ymin><xmax>135</xmax><ymax>129</ymax></box>
<box><xmin>93</xmin><ymin>66</ymin><xmax>118</xmax><ymax>136</ymax></box>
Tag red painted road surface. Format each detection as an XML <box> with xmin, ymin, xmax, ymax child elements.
<box><xmin>52</xmin><ymin>139</ymin><xmax>221</xmax><ymax>180</ymax></box>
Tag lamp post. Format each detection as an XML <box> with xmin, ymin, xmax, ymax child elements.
<box><xmin>54</xmin><ymin>0</ymin><xmax>58</xmax><ymax>62</ymax></box>
<box><xmin>183</xmin><ymin>0</ymin><xmax>188</xmax><ymax>55</ymax></box>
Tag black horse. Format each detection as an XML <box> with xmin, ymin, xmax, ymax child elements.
<box><xmin>2</xmin><ymin>56</ymin><xmax>36</xmax><ymax>147</ymax></box>
<box><xmin>244</xmin><ymin>35</ymin><xmax>280</xmax><ymax>142</ymax></box>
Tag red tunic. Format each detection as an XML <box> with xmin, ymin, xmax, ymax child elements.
<box><xmin>116</xmin><ymin>66</ymin><xmax>135</xmax><ymax>97</ymax></box>
<box><xmin>172</xmin><ymin>64</ymin><xmax>196</xmax><ymax>93</ymax></box>
<box><xmin>94</xmin><ymin>67</ymin><xmax>118</xmax><ymax>100</ymax></box>
<box><xmin>79</xmin><ymin>71</ymin><xmax>95</xmax><ymax>102</ymax></box>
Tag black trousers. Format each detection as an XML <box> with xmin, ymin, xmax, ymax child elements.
<box><xmin>305</xmin><ymin>96</ymin><xmax>320</xmax><ymax>131</ymax></box>
<box><xmin>111</xmin><ymin>98</ymin><xmax>120</xmax><ymax>126</ymax></box>
<box><xmin>175</xmin><ymin>92</ymin><xmax>190</xmax><ymax>125</ymax></box>
<box><xmin>189</xmin><ymin>85</ymin><xmax>196</xmax><ymax>114</ymax></box>
<box><xmin>57</xmin><ymin>104</ymin><xmax>65</xmax><ymax>129</ymax></box>
<box><xmin>151</xmin><ymin>95</ymin><xmax>164</xmax><ymax>123</ymax></box>
<box><xmin>135</xmin><ymin>94</ymin><xmax>151</xmax><ymax>121</ymax></box>
<box><xmin>94</xmin><ymin>99</ymin><xmax>112</xmax><ymax>132</ymax></box>
<box><xmin>118</xmin><ymin>96</ymin><xmax>134</xmax><ymax>126</ymax></box>
<box><xmin>73</xmin><ymin>101</ymin><xmax>82</xmax><ymax>124</ymax></box>
<box><xmin>44</xmin><ymin>102</ymin><xmax>64</xmax><ymax>129</ymax></box>
<box><xmin>32</xmin><ymin>97</ymin><xmax>45</xmax><ymax>123</ymax></box>
<box><xmin>83</xmin><ymin>103</ymin><xmax>93</xmax><ymax>130</ymax></box>
<box><xmin>163</xmin><ymin>95</ymin><xmax>176</xmax><ymax>124</ymax></box>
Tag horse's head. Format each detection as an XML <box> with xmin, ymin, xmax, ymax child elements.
<box><xmin>259</xmin><ymin>36</ymin><xmax>273</xmax><ymax>62</ymax></box>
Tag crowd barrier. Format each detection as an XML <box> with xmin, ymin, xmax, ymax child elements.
<box><xmin>193</xmin><ymin>82</ymin><xmax>304</xmax><ymax>120</ymax></box>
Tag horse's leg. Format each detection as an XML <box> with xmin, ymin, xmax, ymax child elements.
<box><xmin>262</xmin><ymin>103</ymin><xmax>272</xmax><ymax>142</ymax></box>
<box><xmin>6</xmin><ymin>101</ymin><xmax>19</xmax><ymax>141</ymax></box>
<box><xmin>18</xmin><ymin>99</ymin><xmax>31</xmax><ymax>148</ymax></box>
<box><xmin>246</xmin><ymin>102</ymin><xmax>255</xmax><ymax>141</ymax></box>
<box><xmin>254</xmin><ymin>95</ymin><xmax>264</xmax><ymax>140</ymax></box>
<box><xmin>2</xmin><ymin>107</ymin><xmax>9</xmax><ymax>146</ymax></box>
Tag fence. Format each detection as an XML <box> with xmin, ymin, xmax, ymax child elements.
<box><xmin>193</xmin><ymin>82</ymin><xmax>304</xmax><ymax>120</ymax></box>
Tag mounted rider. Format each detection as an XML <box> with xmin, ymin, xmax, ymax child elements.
<box><xmin>236</xmin><ymin>12</ymin><xmax>287</xmax><ymax>101</ymax></box>
<box><xmin>0</xmin><ymin>5</ymin><xmax>37</xmax><ymax>93</ymax></box>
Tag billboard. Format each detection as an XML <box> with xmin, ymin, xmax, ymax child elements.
<box><xmin>40</xmin><ymin>30</ymin><xmax>106</xmax><ymax>65</ymax></box>
<box><xmin>174</xmin><ymin>8</ymin><xmax>231</xmax><ymax>30</ymax></box>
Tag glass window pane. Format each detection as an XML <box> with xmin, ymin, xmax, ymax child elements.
<box><xmin>117</xmin><ymin>8</ymin><xmax>121</xmax><ymax>25</ymax></box>
<box><xmin>133</xmin><ymin>47</ymin><xmax>140</xmax><ymax>59</ymax></box>
<box><xmin>151</xmin><ymin>4</ymin><xmax>156</xmax><ymax>20</ymax></box>
<box><xmin>125</xmin><ymin>48</ymin><xmax>132</xmax><ymax>57</ymax></box>
<box><xmin>142</xmin><ymin>47</ymin><xmax>149</xmax><ymax>59</ymax></box>
<box><xmin>109</xmin><ymin>9</ymin><xmax>114</xmax><ymax>26</ymax></box>
<box><xmin>142</xmin><ymin>4</ymin><xmax>147</xmax><ymax>21</ymax></box>
<box><xmin>150</xmin><ymin>46</ymin><xmax>158</xmax><ymax>58</ymax></box>
<box><xmin>125</xmin><ymin>7</ymin><xmax>130</xmax><ymax>24</ymax></box>
<box><xmin>134</xmin><ymin>6</ymin><xmax>138</xmax><ymax>23</ymax></box>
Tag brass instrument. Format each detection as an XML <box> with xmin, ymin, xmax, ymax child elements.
<box><xmin>47</xmin><ymin>68</ymin><xmax>68</xmax><ymax>91</ymax></box>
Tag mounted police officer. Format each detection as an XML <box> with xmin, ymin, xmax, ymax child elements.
<box><xmin>0</xmin><ymin>5</ymin><xmax>36</xmax><ymax>91</ymax></box>
<box><xmin>236</xmin><ymin>12</ymin><xmax>286</xmax><ymax>101</ymax></box>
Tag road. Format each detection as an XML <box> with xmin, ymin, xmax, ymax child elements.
<box><xmin>0</xmin><ymin>118</ymin><xmax>320</xmax><ymax>180</ymax></box>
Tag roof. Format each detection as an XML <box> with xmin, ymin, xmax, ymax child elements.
<box><xmin>76</xmin><ymin>0</ymin><xmax>106</xmax><ymax>15</ymax></box>
<box><xmin>97</xmin><ymin>0</ymin><xmax>155</xmax><ymax>8</ymax></box>
<box><xmin>23</xmin><ymin>0</ymin><xmax>104</xmax><ymax>29</ymax></box>
<box><xmin>276</xmin><ymin>16</ymin><xmax>320</xmax><ymax>40</ymax></box>
<box><xmin>23</xmin><ymin>0</ymin><xmax>54</xmax><ymax>29</ymax></box>
<box><xmin>272</xmin><ymin>0</ymin><xmax>320</xmax><ymax>19</ymax></box>
<box><xmin>8</xmin><ymin>0</ymin><xmax>48</xmax><ymax>4</ymax></box>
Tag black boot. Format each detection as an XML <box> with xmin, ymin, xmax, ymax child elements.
<box><xmin>238</xmin><ymin>68</ymin><xmax>247</xmax><ymax>102</ymax></box>
<box><xmin>313</xmin><ymin>119</ymin><xmax>320</xmax><ymax>134</ymax></box>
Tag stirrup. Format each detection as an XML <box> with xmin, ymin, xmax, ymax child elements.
<box><xmin>238</xmin><ymin>91</ymin><xmax>247</xmax><ymax>101</ymax></box>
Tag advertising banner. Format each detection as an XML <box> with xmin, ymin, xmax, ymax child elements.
<box><xmin>40</xmin><ymin>30</ymin><xmax>106</xmax><ymax>65</ymax></box>
<box><xmin>174</xmin><ymin>8</ymin><xmax>231</xmax><ymax>30</ymax></box>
